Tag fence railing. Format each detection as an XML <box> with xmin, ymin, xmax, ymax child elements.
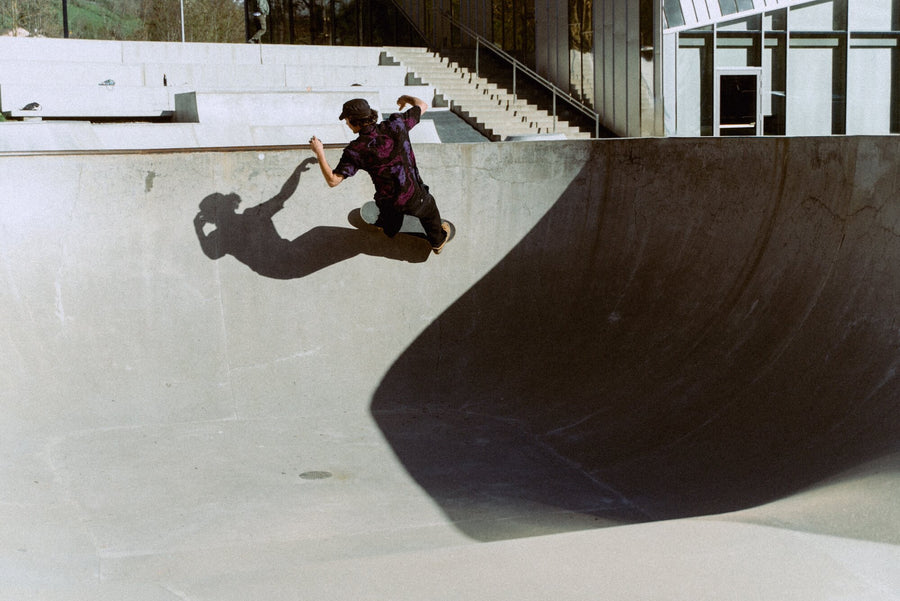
<box><xmin>433</xmin><ymin>9</ymin><xmax>602</xmax><ymax>138</ymax></box>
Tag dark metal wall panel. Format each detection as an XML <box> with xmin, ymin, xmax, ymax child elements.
<box><xmin>535</xmin><ymin>0</ymin><xmax>569</xmax><ymax>89</ymax></box>
<box><xmin>595</xmin><ymin>0</ymin><xmax>641</xmax><ymax>136</ymax></box>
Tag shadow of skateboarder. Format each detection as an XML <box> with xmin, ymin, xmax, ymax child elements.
<box><xmin>194</xmin><ymin>158</ymin><xmax>429</xmax><ymax>279</ymax></box>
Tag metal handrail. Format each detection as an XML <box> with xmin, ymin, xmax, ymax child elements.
<box><xmin>434</xmin><ymin>9</ymin><xmax>601</xmax><ymax>138</ymax></box>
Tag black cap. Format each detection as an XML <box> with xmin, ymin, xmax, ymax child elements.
<box><xmin>339</xmin><ymin>98</ymin><xmax>376</xmax><ymax>121</ymax></box>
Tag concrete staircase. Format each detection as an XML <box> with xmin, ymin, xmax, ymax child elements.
<box><xmin>383</xmin><ymin>46</ymin><xmax>591</xmax><ymax>141</ymax></box>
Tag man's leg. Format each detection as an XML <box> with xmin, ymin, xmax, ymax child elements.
<box><xmin>375</xmin><ymin>205</ymin><xmax>404</xmax><ymax>238</ymax></box>
<box><xmin>406</xmin><ymin>192</ymin><xmax>446</xmax><ymax>248</ymax></box>
<box><xmin>249</xmin><ymin>16</ymin><xmax>267</xmax><ymax>42</ymax></box>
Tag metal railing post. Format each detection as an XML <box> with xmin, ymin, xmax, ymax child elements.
<box><xmin>512</xmin><ymin>64</ymin><xmax>517</xmax><ymax>102</ymax></box>
<box><xmin>552</xmin><ymin>90</ymin><xmax>557</xmax><ymax>132</ymax></box>
<box><xmin>476</xmin><ymin>39</ymin><xmax>480</xmax><ymax>78</ymax></box>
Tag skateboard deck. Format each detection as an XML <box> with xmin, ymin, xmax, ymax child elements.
<box><xmin>360</xmin><ymin>201</ymin><xmax>455</xmax><ymax>244</ymax></box>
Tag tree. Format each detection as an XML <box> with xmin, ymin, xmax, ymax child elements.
<box><xmin>185</xmin><ymin>0</ymin><xmax>245</xmax><ymax>43</ymax></box>
<box><xmin>140</xmin><ymin>0</ymin><xmax>183</xmax><ymax>40</ymax></box>
<box><xmin>138</xmin><ymin>0</ymin><xmax>243</xmax><ymax>42</ymax></box>
<box><xmin>2</xmin><ymin>0</ymin><xmax>60</xmax><ymax>36</ymax></box>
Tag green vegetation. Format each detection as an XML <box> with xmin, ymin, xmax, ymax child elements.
<box><xmin>68</xmin><ymin>0</ymin><xmax>144</xmax><ymax>39</ymax></box>
<box><xmin>1</xmin><ymin>0</ymin><xmax>244</xmax><ymax>42</ymax></box>
<box><xmin>2</xmin><ymin>0</ymin><xmax>423</xmax><ymax>47</ymax></box>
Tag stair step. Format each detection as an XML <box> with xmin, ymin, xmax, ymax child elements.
<box><xmin>382</xmin><ymin>47</ymin><xmax>590</xmax><ymax>140</ymax></box>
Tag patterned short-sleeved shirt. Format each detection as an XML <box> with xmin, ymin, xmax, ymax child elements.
<box><xmin>334</xmin><ymin>107</ymin><xmax>424</xmax><ymax>209</ymax></box>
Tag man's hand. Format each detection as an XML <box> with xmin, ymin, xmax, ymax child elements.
<box><xmin>397</xmin><ymin>95</ymin><xmax>428</xmax><ymax>115</ymax></box>
<box><xmin>309</xmin><ymin>135</ymin><xmax>325</xmax><ymax>157</ymax></box>
<box><xmin>308</xmin><ymin>136</ymin><xmax>344</xmax><ymax>188</ymax></box>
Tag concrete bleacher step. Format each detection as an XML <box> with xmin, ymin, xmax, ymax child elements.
<box><xmin>0</xmin><ymin>37</ymin><xmax>450</xmax><ymax>147</ymax></box>
<box><xmin>2</xmin><ymin>59</ymin><xmax>412</xmax><ymax>95</ymax></box>
<box><xmin>0</xmin><ymin>118</ymin><xmax>440</xmax><ymax>151</ymax></box>
<box><xmin>134</xmin><ymin>63</ymin><xmax>411</xmax><ymax>91</ymax></box>
<box><xmin>0</xmin><ymin>37</ymin><xmax>429</xmax><ymax>128</ymax></box>
<box><xmin>0</xmin><ymin>84</ymin><xmax>173</xmax><ymax>120</ymax></box>
<box><xmin>173</xmin><ymin>87</ymin><xmax>436</xmax><ymax>126</ymax></box>
<box><xmin>0</xmin><ymin>61</ymin><xmax>147</xmax><ymax>87</ymax></box>
<box><xmin>0</xmin><ymin>36</ymin><xmax>385</xmax><ymax>68</ymax></box>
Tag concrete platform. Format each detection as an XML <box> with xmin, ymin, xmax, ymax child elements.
<box><xmin>0</xmin><ymin>119</ymin><xmax>440</xmax><ymax>150</ymax></box>
<box><xmin>1</xmin><ymin>84</ymin><xmax>173</xmax><ymax>120</ymax></box>
<box><xmin>135</xmin><ymin>63</ymin><xmax>410</xmax><ymax>90</ymax></box>
<box><xmin>1</xmin><ymin>137</ymin><xmax>898</xmax><ymax>600</ymax></box>
<box><xmin>0</xmin><ymin>112</ymin><xmax>447</xmax><ymax>150</ymax></box>
<box><xmin>172</xmin><ymin>88</ymin><xmax>436</xmax><ymax>126</ymax></box>
<box><xmin>0</xmin><ymin>37</ymin><xmax>385</xmax><ymax>67</ymax></box>
<box><xmin>0</xmin><ymin>61</ymin><xmax>147</xmax><ymax>87</ymax></box>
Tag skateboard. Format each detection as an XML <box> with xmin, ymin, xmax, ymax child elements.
<box><xmin>360</xmin><ymin>201</ymin><xmax>455</xmax><ymax>245</ymax></box>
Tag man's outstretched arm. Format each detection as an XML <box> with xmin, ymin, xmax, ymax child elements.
<box><xmin>309</xmin><ymin>136</ymin><xmax>344</xmax><ymax>188</ymax></box>
<box><xmin>398</xmin><ymin>95</ymin><xmax>428</xmax><ymax>116</ymax></box>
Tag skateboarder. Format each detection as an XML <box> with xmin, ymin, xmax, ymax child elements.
<box><xmin>309</xmin><ymin>96</ymin><xmax>451</xmax><ymax>254</ymax></box>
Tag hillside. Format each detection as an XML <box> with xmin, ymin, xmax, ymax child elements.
<box><xmin>2</xmin><ymin>0</ymin><xmax>244</xmax><ymax>42</ymax></box>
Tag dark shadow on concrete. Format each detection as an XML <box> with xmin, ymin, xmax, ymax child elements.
<box><xmin>194</xmin><ymin>159</ymin><xmax>430</xmax><ymax>278</ymax></box>
<box><xmin>371</xmin><ymin>138</ymin><xmax>900</xmax><ymax>541</ymax></box>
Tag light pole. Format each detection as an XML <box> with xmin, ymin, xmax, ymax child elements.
<box><xmin>180</xmin><ymin>0</ymin><xmax>185</xmax><ymax>42</ymax></box>
<box><xmin>62</xmin><ymin>0</ymin><xmax>69</xmax><ymax>37</ymax></box>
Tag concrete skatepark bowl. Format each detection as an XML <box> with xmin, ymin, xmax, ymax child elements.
<box><xmin>1</xmin><ymin>137</ymin><xmax>899</xmax><ymax>599</ymax></box>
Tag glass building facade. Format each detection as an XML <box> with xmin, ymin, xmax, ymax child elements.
<box><xmin>280</xmin><ymin>0</ymin><xmax>896</xmax><ymax>137</ymax></box>
<box><xmin>665</xmin><ymin>0</ymin><xmax>900</xmax><ymax>136</ymax></box>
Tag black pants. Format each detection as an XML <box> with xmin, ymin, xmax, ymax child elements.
<box><xmin>377</xmin><ymin>191</ymin><xmax>445</xmax><ymax>247</ymax></box>
<box><xmin>249</xmin><ymin>16</ymin><xmax>267</xmax><ymax>41</ymax></box>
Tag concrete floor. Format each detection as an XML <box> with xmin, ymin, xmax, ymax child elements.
<box><xmin>1</xmin><ymin>137</ymin><xmax>898</xmax><ymax>600</ymax></box>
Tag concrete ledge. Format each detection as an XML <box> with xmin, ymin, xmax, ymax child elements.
<box><xmin>284</xmin><ymin>65</ymin><xmax>410</xmax><ymax>89</ymax></box>
<box><xmin>261</xmin><ymin>44</ymin><xmax>383</xmax><ymax>66</ymax></box>
<box><xmin>504</xmin><ymin>133</ymin><xmax>569</xmax><ymax>141</ymax></box>
<box><xmin>173</xmin><ymin>90</ymin><xmax>358</xmax><ymax>125</ymax></box>
<box><xmin>0</xmin><ymin>119</ymin><xmax>440</xmax><ymax>151</ymax></box>
<box><xmin>173</xmin><ymin>88</ymin><xmax>435</xmax><ymax>126</ymax></box>
<box><xmin>144</xmin><ymin>63</ymin><xmax>288</xmax><ymax>89</ymax></box>
<box><xmin>0</xmin><ymin>61</ymin><xmax>146</xmax><ymax>87</ymax></box>
<box><xmin>0</xmin><ymin>36</ymin><xmax>123</xmax><ymax>63</ymax></box>
<box><xmin>0</xmin><ymin>37</ymin><xmax>396</xmax><ymax>69</ymax></box>
<box><xmin>0</xmin><ymin>38</ymin><xmax>389</xmax><ymax>69</ymax></box>
<box><xmin>141</xmin><ymin>64</ymin><xmax>411</xmax><ymax>91</ymax></box>
<box><xmin>0</xmin><ymin>121</ymin><xmax>100</xmax><ymax>151</ymax></box>
<box><xmin>2</xmin><ymin>84</ymin><xmax>173</xmax><ymax>120</ymax></box>
<box><xmin>121</xmin><ymin>40</ymin><xmax>263</xmax><ymax>65</ymax></box>
<box><xmin>0</xmin><ymin>60</ymin><xmax>409</xmax><ymax>94</ymax></box>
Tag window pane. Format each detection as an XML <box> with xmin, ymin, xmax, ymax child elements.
<box><xmin>663</xmin><ymin>0</ymin><xmax>685</xmax><ymax>28</ymax></box>
<box><xmin>719</xmin><ymin>0</ymin><xmax>738</xmax><ymax>16</ymax></box>
<box><xmin>849</xmin><ymin>0</ymin><xmax>894</xmax><ymax>31</ymax></box>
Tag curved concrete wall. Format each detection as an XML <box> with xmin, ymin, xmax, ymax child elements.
<box><xmin>371</xmin><ymin>136</ymin><xmax>900</xmax><ymax>531</ymax></box>
<box><xmin>1</xmin><ymin>138</ymin><xmax>898</xmax><ymax>593</ymax></box>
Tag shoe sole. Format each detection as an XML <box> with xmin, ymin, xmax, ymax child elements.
<box><xmin>432</xmin><ymin>223</ymin><xmax>452</xmax><ymax>254</ymax></box>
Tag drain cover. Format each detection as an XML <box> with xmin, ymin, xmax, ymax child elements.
<box><xmin>299</xmin><ymin>470</ymin><xmax>333</xmax><ymax>480</ymax></box>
